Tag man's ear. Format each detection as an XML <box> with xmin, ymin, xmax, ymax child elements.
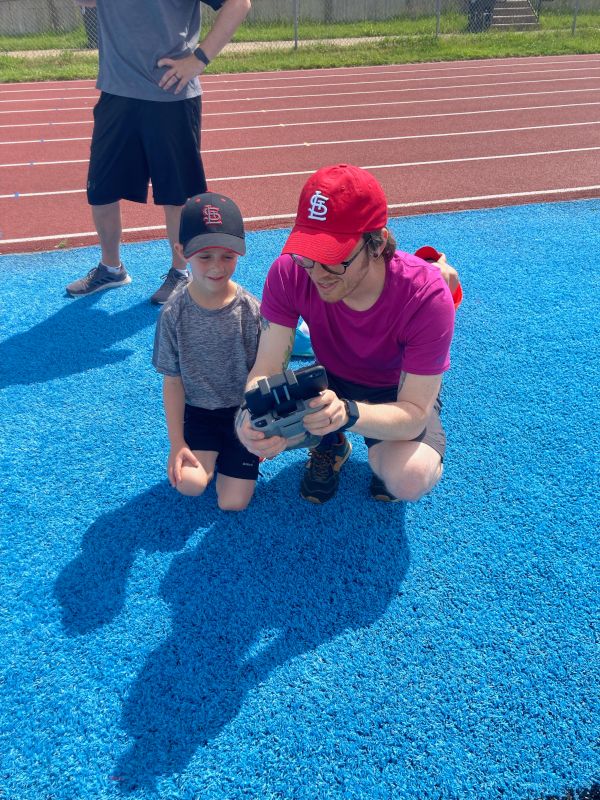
<box><xmin>374</xmin><ymin>228</ymin><xmax>389</xmax><ymax>258</ymax></box>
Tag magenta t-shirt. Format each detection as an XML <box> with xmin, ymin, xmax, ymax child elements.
<box><xmin>261</xmin><ymin>250</ymin><xmax>455</xmax><ymax>388</ymax></box>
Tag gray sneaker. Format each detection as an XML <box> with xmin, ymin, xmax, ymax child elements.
<box><xmin>66</xmin><ymin>263</ymin><xmax>131</xmax><ymax>297</ymax></box>
<box><xmin>150</xmin><ymin>268</ymin><xmax>190</xmax><ymax>305</ymax></box>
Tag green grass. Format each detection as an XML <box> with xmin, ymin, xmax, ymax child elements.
<box><xmin>0</xmin><ymin>23</ymin><xmax>599</xmax><ymax>84</ymax></box>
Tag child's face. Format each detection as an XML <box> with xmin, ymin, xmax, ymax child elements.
<box><xmin>188</xmin><ymin>247</ymin><xmax>239</xmax><ymax>290</ymax></box>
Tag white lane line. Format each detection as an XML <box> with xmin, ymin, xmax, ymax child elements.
<box><xmin>2</xmin><ymin>54</ymin><xmax>600</xmax><ymax>91</ymax></box>
<box><xmin>3</xmin><ymin>184</ymin><xmax>600</xmax><ymax>246</ymax></box>
<box><xmin>2</xmin><ymin>147</ymin><xmax>599</xmax><ymax>196</ymax></box>
<box><xmin>0</xmin><ymin>95</ymin><xmax>98</xmax><ymax>104</ymax></box>
<box><xmin>2</xmin><ymin>85</ymin><xmax>599</xmax><ymax>117</ymax></box>
<box><xmin>0</xmin><ymin>61</ymin><xmax>600</xmax><ymax>103</ymax></box>
<box><xmin>2</xmin><ymin>63</ymin><xmax>600</xmax><ymax>98</ymax></box>
<box><xmin>2</xmin><ymin>100</ymin><xmax>599</xmax><ymax>143</ymax></box>
<box><xmin>0</xmin><ymin>60</ymin><xmax>600</xmax><ymax>97</ymax></box>
<box><xmin>2</xmin><ymin>74</ymin><xmax>600</xmax><ymax>107</ymax></box>
<box><xmin>3</xmin><ymin>121</ymin><xmax>599</xmax><ymax>168</ymax></box>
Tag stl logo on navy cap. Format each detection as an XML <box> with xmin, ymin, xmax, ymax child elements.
<box><xmin>203</xmin><ymin>204</ymin><xmax>223</xmax><ymax>226</ymax></box>
<box><xmin>181</xmin><ymin>192</ymin><xmax>246</xmax><ymax>258</ymax></box>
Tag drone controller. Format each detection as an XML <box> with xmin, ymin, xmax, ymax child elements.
<box><xmin>245</xmin><ymin>365</ymin><xmax>327</xmax><ymax>448</ymax></box>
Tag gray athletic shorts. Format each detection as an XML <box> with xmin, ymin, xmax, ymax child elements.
<box><xmin>326</xmin><ymin>371</ymin><xmax>446</xmax><ymax>459</ymax></box>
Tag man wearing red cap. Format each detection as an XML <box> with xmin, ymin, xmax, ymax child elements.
<box><xmin>236</xmin><ymin>164</ymin><xmax>458</xmax><ymax>504</ymax></box>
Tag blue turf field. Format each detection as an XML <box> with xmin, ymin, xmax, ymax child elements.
<box><xmin>1</xmin><ymin>200</ymin><xmax>598</xmax><ymax>800</ymax></box>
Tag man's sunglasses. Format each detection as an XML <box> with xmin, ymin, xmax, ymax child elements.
<box><xmin>290</xmin><ymin>237</ymin><xmax>371</xmax><ymax>276</ymax></box>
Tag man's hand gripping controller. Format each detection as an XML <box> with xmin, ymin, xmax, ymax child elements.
<box><xmin>245</xmin><ymin>365</ymin><xmax>327</xmax><ymax>448</ymax></box>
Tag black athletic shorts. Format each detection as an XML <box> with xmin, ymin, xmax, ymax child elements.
<box><xmin>326</xmin><ymin>371</ymin><xmax>446</xmax><ymax>459</ymax></box>
<box><xmin>184</xmin><ymin>404</ymin><xmax>260</xmax><ymax>481</ymax></box>
<box><xmin>87</xmin><ymin>92</ymin><xmax>207</xmax><ymax>206</ymax></box>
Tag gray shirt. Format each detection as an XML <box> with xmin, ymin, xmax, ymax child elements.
<box><xmin>152</xmin><ymin>283</ymin><xmax>261</xmax><ymax>409</ymax></box>
<box><xmin>95</xmin><ymin>0</ymin><xmax>224</xmax><ymax>102</ymax></box>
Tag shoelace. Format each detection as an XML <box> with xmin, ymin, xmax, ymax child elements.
<box><xmin>309</xmin><ymin>449</ymin><xmax>335</xmax><ymax>480</ymax></box>
<box><xmin>159</xmin><ymin>270</ymin><xmax>187</xmax><ymax>284</ymax></box>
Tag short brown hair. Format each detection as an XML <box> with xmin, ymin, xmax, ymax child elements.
<box><xmin>365</xmin><ymin>228</ymin><xmax>396</xmax><ymax>263</ymax></box>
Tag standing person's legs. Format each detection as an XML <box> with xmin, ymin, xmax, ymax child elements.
<box><xmin>143</xmin><ymin>96</ymin><xmax>207</xmax><ymax>304</ymax></box>
<box><xmin>66</xmin><ymin>94</ymin><xmax>148</xmax><ymax>297</ymax></box>
<box><xmin>163</xmin><ymin>204</ymin><xmax>187</xmax><ymax>270</ymax></box>
<box><xmin>92</xmin><ymin>202</ymin><xmax>122</xmax><ymax>268</ymax></box>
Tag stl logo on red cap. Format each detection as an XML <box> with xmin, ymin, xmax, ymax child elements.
<box><xmin>307</xmin><ymin>190</ymin><xmax>329</xmax><ymax>222</ymax></box>
<box><xmin>203</xmin><ymin>205</ymin><xmax>222</xmax><ymax>226</ymax></box>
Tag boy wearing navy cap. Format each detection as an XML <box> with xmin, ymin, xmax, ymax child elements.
<box><xmin>152</xmin><ymin>192</ymin><xmax>261</xmax><ymax>511</ymax></box>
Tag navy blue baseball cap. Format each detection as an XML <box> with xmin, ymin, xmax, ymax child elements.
<box><xmin>179</xmin><ymin>192</ymin><xmax>246</xmax><ymax>258</ymax></box>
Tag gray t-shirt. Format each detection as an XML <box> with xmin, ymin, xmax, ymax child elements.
<box><xmin>152</xmin><ymin>283</ymin><xmax>262</xmax><ymax>409</ymax></box>
<box><xmin>95</xmin><ymin>0</ymin><xmax>224</xmax><ymax>102</ymax></box>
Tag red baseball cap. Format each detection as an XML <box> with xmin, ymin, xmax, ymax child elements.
<box><xmin>281</xmin><ymin>164</ymin><xmax>388</xmax><ymax>264</ymax></box>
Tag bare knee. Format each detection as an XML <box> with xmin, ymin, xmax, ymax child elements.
<box><xmin>217</xmin><ymin>495</ymin><xmax>252</xmax><ymax>512</ymax></box>
<box><xmin>384</xmin><ymin>462</ymin><xmax>442</xmax><ymax>503</ymax></box>
<box><xmin>175</xmin><ymin>468</ymin><xmax>212</xmax><ymax>497</ymax></box>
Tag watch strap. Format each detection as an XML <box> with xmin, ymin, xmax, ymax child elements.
<box><xmin>339</xmin><ymin>398</ymin><xmax>359</xmax><ymax>432</ymax></box>
<box><xmin>193</xmin><ymin>46</ymin><xmax>211</xmax><ymax>66</ymax></box>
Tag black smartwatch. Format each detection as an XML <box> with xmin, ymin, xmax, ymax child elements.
<box><xmin>193</xmin><ymin>46</ymin><xmax>211</xmax><ymax>66</ymax></box>
<box><xmin>339</xmin><ymin>398</ymin><xmax>360</xmax><ymax>432</ymax></box>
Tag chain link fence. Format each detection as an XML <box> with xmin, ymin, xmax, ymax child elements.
<box><xmin>0</xmin><ymin>0</ymin><xmax>595</xmax><ymax>53</ymax></box>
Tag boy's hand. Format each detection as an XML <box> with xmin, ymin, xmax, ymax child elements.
<box><xmin>167</xmin><ymin>444</ymin><xmax>199</xmax><ymax>487</ymax></box>
<box><xmin>235</xmin><ymin>407</ymin><xmax>287</xmax><ymax>460</ymax></box>
<box><xmin>157</xmin><ymin>54</ymin><xmax>205</xmax><ymax>94</ymax></box>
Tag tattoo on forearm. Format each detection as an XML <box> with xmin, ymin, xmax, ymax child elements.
<box><xmin>282</xmin><ymin>335</ymin><xmax>294</xmax><ymax>371</ymax></box>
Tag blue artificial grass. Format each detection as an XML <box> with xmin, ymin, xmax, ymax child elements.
<box><xmin>0</xmin><ymin>200</ymin><xmax>599</xmax><ymax>800</ymax></box>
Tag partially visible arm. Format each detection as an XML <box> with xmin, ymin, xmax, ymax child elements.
<box><xmin>302</xmin><ymin>371</ymin><xmax>443</xmax><ymax>442</ymax></box>
<box><xmin>198</xmin><ymin>0</ymin><xmax>252</xmax><ymax>62</ymax></box>
<box><xmin>158</xmin><ymin>0</ymin><xmax>251</xmax><ymax>93</ymax></box>
<box><xmin>163</xmin><ymin>375</ymin><xmax>200</xmax><ymax>486</ymax></box>
<box><xmin>163</xmin><ymin>375</ymin><xmax>187</xmax><ymax>448</ymax></box>
<box><xmin>235</xmin><ymin>317</ymin><xmax>297</xmax><ymax>458</ymax></box>
<box><xmin>247</xmin><ymin>316</ymin><xmax>296</xmax><ymax>388</ymax></box>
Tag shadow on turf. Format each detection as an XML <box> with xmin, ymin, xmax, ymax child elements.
<box><xmin>54</xmin><ymin>482</ymin><xmax>214</xmax><ymax>635</ymax></box>
<box><xmin>538</xmin><ymin>786</ymin><xmax>600</xmax><ymax>800</ymax></box>
<box><xmin>98</xmin><ymin>459</ymin><xmax>409</xmax><ymax>792</ymax></box>
<box><xmin>0</xmin><ymin>291</ymin><xmax>157</xmax><ymax>388</ymax></box>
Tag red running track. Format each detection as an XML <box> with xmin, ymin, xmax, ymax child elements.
<box><xmin>1</xmin><ymin>54</ymin><xmax>600</xmax><ymax>255</ymax></box>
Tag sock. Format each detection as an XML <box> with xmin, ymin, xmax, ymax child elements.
<box><xmin>102</xmin><ymin>262</ymin><xmax>123</xmax><ymax>274</ymax></box>
<box><xmin>174</xmin><ymin>268</ymin><xmax>188</xmax><ymax>276</ymax></box>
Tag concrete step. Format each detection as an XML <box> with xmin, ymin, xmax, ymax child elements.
<box><xmin>493</xmin><ymin>3</ymin><xmax>537</xmax><ymax>9</ymax></box>
<box><xmin>493</xmin><ymin>12</ymin><xmax>539</xmax><ymax>20</ymax></box>
<box><xmin>490</xmin><ymin>20</ymin><xmax>540</xmax><ymax>28</ymax></box>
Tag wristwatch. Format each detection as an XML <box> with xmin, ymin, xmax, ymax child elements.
<box><xmin>339</xmin><ymin>398</ymin><xmax>360</xmax><ymax>432</ymax></box>
<box><xmin>193</xmin><ymin>46</ymin><xmax>211</xmax><ymax>66</ymax></box>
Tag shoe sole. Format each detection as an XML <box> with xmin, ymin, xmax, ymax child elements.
<box><xmin>300</xmin><ymin>439</ymin><xmax>352</xmax><ymax>504</ymax></box>
<box><xmin>370</xmin><ymin>477</ymin><xmax>402</xmax><ymax>502</ymax></box>
<box><xmin>66</xmin><ymin>274</ymin><xmax>132</xmax><ymax>297</ymax></box>
<box><xmin>371</xmin><ymin>492</ymin><xmax>402</xmax><ymax>503</ymax></box>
